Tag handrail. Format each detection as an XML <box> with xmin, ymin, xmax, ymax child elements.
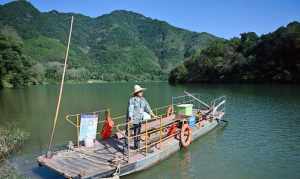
<box><xmin>115</xmin><ymin>115</ymin><xmax>165</xmax><ymax>138</ymax></box>
<box><xmin>65</xmin><ymin>109</ymin><xmax>108</xmax><ymax>147</ymax></box>
<box><xmin>119</xmin><ymin>114</ymin><xmax>210</xmax><ymax>157</ymax></box>
<box><xmin>211</xmin><ymin>96</ymin><xmax>226</xmax><ymax>115</ymax></box>
<box><xmin>172</xmin><ymin>93</ymin><xmax>211</xmax><ymax>110</ymax></box>
<box><xmin>111</xmin><ymin>104</ymin><xmax>171</xmax><ymax>121</ymax></box>
<box><xmin>184</xmin><ymin>91</ymin><xmax>210</xmax><ymax>109</ymax></box>
<box><xmin>64</xmin><ymin>105</ymin><xmax>172</xmax><ymax>162</ymax></box>
<box><xmin>114</xmin><ymin>114</ymin><xmax>175</xmax><ymax>161</ymax></box>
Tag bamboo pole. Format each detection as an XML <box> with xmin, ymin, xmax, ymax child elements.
<box><xmin>48</xmin><ymin>16</ymin><xmax>74</xmax><ymax>152</ymax></box>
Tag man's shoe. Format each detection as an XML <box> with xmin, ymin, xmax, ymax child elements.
<box><xmin>133</xmin><ymin>146</ymin><xmax>139</xmax><ymax>150</ymax></box>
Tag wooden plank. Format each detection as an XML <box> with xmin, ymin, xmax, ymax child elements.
<box><xmin>75</xmin><ymin>153</ymin><xmax>115</xmax><ymax>168</ymax></box>
<box><xmin>47</xmin><ymin>159</ymin><xmax>79</xmax><ymax>178</ymax></box>
<box><xmin>65</xmin><ymin>158</ymin><xmax>96</xmax><ymax>171</ymax></box>
<box><xmin>74</xmin><ymin>148</ymin><xmax>116</xmax><ymax>163</ymax></box>
<box><xmin>45</xmin><ymin>152</ymin><xmax>116</xmax><ymax>178</ymax></box>
<box><xmin>56</xmin><ymin>159</ymin><xmax>85</xmax><ymax>173</ymax></box>
<box><xmin>56</xmin><ymin>158</ymin><xmax>107</xmax><ymax>178</ymax></box>
<box><xmin>73</xmin><ymin>157</ymin><xmax>112</xmax><ymax>169</ymax></box>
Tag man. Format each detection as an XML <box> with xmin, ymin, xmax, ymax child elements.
<box><xmin>127</xmin><ymin>85</ymin><xmax>156</xmax><ymax>150</ymax></box>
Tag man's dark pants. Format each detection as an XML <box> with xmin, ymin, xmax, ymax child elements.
<box><xmin>124</xmin><ymin>123</ymin><xmax>141</xmax><ymax>150</ymax></box>
<box><xmin>133</xmin><ymin>123</ymin><xmax>141</xmax><ymax>149</ymax></box>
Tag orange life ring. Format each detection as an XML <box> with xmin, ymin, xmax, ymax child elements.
<box><xmin>166</xmin><ymin>105</ymin><xmax>174</xmax><ymax>117</ymax></box>
<box><xmin>180</xmin><ymin>123</ymin><xmax>192</xmax><ymax>147</ymax></box>
<box><xmin>101</xmin><ymin>110</ymin><xmax>114</xmax><ymax>139</ymax></box>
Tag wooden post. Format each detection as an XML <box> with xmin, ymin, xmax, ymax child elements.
<box><xmin>76</xmin><ymin>114</ymin><xmax>80</xmax><ymax>147</ymax></box>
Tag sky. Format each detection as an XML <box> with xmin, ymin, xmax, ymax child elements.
<box><xmin>0</xmin><ymin>0</ymin><xmax>300</xmax><ymax>39</ymax></box>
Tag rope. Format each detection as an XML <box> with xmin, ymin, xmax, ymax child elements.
<box><xmin>48</xmin><ymin>16</ymin><xmax>74</xmax><ymax>151</ymax></box>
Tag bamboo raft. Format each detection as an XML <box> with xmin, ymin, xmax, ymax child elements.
<box><xmin>37</xmin><ymin>94</ymin><xmax>226</xmax><ymax>178</ymax></box>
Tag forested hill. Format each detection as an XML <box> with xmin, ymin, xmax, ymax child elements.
<box><xmin>0</xmin><ymin>1</ymin><xmax>220</xmax><ymax>88</ymax></box>
<box><xmin>169</xmin><ymin>21</ymin><xmax>300</xmax><ymax>84</ymax></box>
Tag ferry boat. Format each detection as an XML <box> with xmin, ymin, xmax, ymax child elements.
<box><xmin>37</xmin><ymin>92</ymin><xmax>226</xmax><ymax>178</ymax></box>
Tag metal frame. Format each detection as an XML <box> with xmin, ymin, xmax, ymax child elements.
<box><xmin>64</xmin><ymin>94</ymin><xmax>226</xmax><ymax>163</ymax></box>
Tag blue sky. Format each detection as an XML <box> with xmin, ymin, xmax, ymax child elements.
<box><xmin>1</xmin><ymin>0</ymin><xmax>299</xmax><ymax>39</ymax></box>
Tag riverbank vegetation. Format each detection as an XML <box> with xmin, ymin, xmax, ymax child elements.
<box><xmin>0</xmin><ymin>124</ymin><xmax>29</xmax><ymax>161</ymax></box>
<box><xmin>169</xmin><ymin>21</ymin><xmax>300</xmax><ymax>84</ymax></box>
<box><xmin>0</xmin><ymin>1</ymin><xmax>220</xmax><ymax>88</ymax></box>
<box><xmin>0</xmin><ymin>124</ymin><xmax>29</xmax><ymax>178</ymax></box>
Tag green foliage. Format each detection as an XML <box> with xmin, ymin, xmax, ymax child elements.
<box><xmin>0</xmin><ymin>27</ymin><xmax>39</xmax><ymax>88</ymax></box>
<box><xmin>0</xmin><ymin>124</ymin><xmax>29</xmax><ymax>161</ymax></box>
<box><xmin>0</xmin><ymin>1</ymin><xmax>220</xmax><ymax>86</ymax></box>
<box><xmin>23</xmin><ymin>36</ymin><xmax>66</xmax><ymax>62</ymax></box>
<box><xmin>0</xmin><ymin>123</ymin><xmax>29</xmax><ymax>179</ymax></box>
<box><xmin>169</xmin><ymin>64</ymin><xmax>188</xmax><ymax>83</ymax></box>
<box><xmin>169</xmin><ymin>21</ymin><xmax>300</xmax><ymax>84</ymax></box>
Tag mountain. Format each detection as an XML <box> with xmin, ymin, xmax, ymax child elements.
<box><xmin>169</xmin><ymin>21</ymin><xmax>300</xmax><ymax>84</ymax></box>
<box><xmin>0</xmin><ymin>1</ymin><xmax>220</xmax><ymax>87</ymax></box>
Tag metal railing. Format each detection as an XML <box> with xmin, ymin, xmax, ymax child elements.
<box><xmin>65</xmin><ymin>109</ymin><xmax>108</xmax><ymax>147</ymax></box>
<box><xmin>115</xmin><ymin>113</ymin><xmax>180</xmax><ymax>162</ymax></box>
<box><xmin>172</xmin><ymin>93</ymin><xmax>210</xmax><ymax>110</ymax></box>
<box><xmin>64</xmin><ymin>105</ymin><xmax>180</xmax><ymax>162</ymax></box>
<box><xmin>64</xmin><ymin>95</ymin><xmax>224</xmax><ymax>163</ymax></box>
<box><xmin>211</xmin><ymin>96</ymin><xmax>226</xmax><ymax>115</ymax></box>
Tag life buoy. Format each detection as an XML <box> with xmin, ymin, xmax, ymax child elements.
<box><xmin>180</xmin><ymin>123</ymin><xmax>192</xmax><ymax>147</ymax></box>
<box><xmin>101</xmin><ymin>110</ymin><xmax>114</xmax><ymax>139</ymax></box>
<box><xmin>166</xmin><ymin>105</ymin><xmax>174</xmax><ymax>117</ymax></box>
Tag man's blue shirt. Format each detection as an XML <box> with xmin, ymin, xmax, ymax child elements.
<box><xmin>127</xmin><ymin>96</ymin><xmax>152</xmax><ymax>124</ymax></box>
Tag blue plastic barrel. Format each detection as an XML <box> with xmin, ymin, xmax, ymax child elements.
<box><xmin>188</xmin><ymin>116</ymin><xmax>196</xmax><ymax>127</ymax></box>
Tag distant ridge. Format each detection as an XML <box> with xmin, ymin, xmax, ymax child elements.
<box><xmin>0</xmin><ymin>1</ymin><xmax>221</xmax><ymax>83</ymax></box>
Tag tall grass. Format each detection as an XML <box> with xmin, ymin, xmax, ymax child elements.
<box><xmin>0</xmin><ymin>124</ymin><xmax>29</xmax><ymax>178</ymax></box>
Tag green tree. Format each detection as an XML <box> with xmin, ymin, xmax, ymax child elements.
<box><xmin>0</xmin><ymin>27</ymin><xmax>37</xmax><ymax>88</ymax></box>
<box><xmin>169</xmin><ymin>21</ymin><xmax>300</xmax><ymax>84</ymax></box>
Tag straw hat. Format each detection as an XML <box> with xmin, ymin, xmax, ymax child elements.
<box><xmin>132</xmin><ymin>85</ymin><xmax>146</xmax><ymax>94</ymax></box>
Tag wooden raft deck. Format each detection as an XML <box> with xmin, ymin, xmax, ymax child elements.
<box><xmin>37</xmin><ymin>115</ymin><xmax>177</xmax><ymax>179</ymax></box>
<box><xmin>38</xmin><ymin>138</ymin><xmax>127</xmax><ymax>178</ymax></box>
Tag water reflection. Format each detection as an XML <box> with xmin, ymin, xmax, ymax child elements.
<box><xmin>179</xmin><ymin>149</ymin><xmax>192</xmax><ymax>179</ymax></box>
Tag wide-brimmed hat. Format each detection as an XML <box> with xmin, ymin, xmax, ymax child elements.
<box><xmin>132</xmin><ymin>85</ymin><xmax>146</xmax><ymax>94</ymax></box>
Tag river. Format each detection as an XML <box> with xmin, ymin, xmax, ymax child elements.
<box><xmin>0</xmin><ymin>82</ymin><xmax>299</xmax><ymax>179</ymax></box>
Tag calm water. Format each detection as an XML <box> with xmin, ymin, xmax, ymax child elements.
<box><xmin>0</xmin><ymin>82</ymin><xmax>300</xmax><ymax>179</ymax></box>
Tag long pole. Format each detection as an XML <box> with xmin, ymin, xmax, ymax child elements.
<box><xmin>48</xmin><ymin>16</ymin><xmax>74</xmax><ymax>151</ymax></box>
